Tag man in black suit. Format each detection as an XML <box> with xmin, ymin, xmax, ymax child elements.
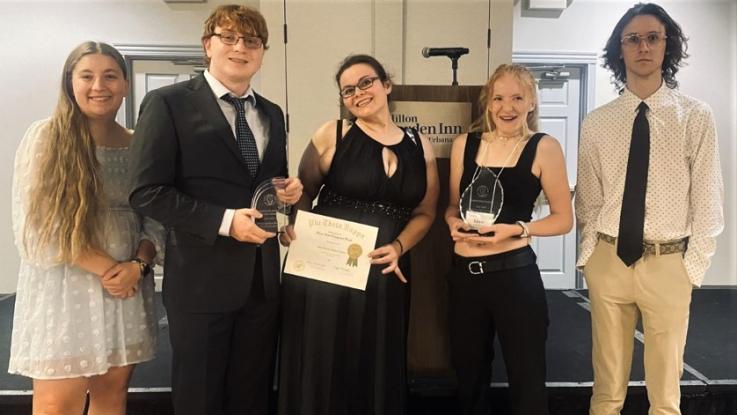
<box><xmin>129</xmin><ymin>5</ymin><xmax>302</xmax><ymax>414</ymax></box>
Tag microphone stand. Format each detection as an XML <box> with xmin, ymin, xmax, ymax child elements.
<box><xmin>441</xmin><ymin>52</ymin><xmax>465</xmax><ymax>86</ymax></box>
<box><xmin>450</xmin><ymin>55</ymin><xmax>460</xmax><ymax>86</ymax></box>
<box><xmin>422</xmin><ymin>48</ymin><xmax>469</xmax><ymax>86</ymax></box>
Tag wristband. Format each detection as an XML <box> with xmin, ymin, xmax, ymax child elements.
<box><xmin>394</xmin><ymin>238</ymin><xmax>404</xmax><ymax>255</ymax></box>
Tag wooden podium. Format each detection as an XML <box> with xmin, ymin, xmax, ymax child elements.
<box><xmin>391</xmin><ymin>86</ymin><xmax>483</xmax><ymax>382</ymax></box>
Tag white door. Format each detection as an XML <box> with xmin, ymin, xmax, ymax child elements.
<box><xmin>115</xmin><ymin>60</ymin><xmax>202</xmax><ymax>129</ymax></box>
<box><xmin>525</xmin><ymin>66</ymin><xmax>582</xmax><ymax>289</ymax></box>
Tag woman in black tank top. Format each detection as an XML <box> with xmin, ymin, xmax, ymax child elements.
<box><xmin>278</xmin><ymin>55</ymin><xmax>439</xmax><ymax>415</ymax></box>
<box><xmin>444</xmin><ymin>64</ymin><xmax>573</xmax><ymax>415</ymax></box>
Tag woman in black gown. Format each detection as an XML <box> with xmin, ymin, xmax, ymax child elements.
<box><xmin>278</xmin><ymin>54</ymin><xmax>439</xmax><ymax>415</ymax></box>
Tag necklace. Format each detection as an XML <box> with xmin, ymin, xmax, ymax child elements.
<box><xmin>480</xmin><ymin>131</ymin><xmax>524</xmax><ymax>143</ymax></box>
<box><xmin>470</xmin><ymin>133</ymin><xmax>527</xmax><ymax>202</ymax></box>
<box><xmin>464</xmin><ymin>133</ymin><xmax>525</xmax><ymax>229</ymax></box>
<box><xmin>495</xmin><ymin>133</ymin><xmax>524</xmax><ymax>142</ymax></box>
<box><xmin>470</xmin><ymin>134</ymin><xmax>526</xmax><ymax>195</ymax></box>
<box><xmin>479</xmin><ymin>132</ymin><xmax>527</xmax><ymax>167</ymax></box>
<box><xmin>488</xmin><ymin>137</ymin><xmax>524</xmax><ymax>170</ymax></box>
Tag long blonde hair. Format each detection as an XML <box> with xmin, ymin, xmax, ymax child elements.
<box><xmin>25</xmin><ymin>41</ymin><xmax>127</xmax><ymax>263</ymax></box>
<box><xmin>470</xmin><ymin>63</ymin><xmax>539</xmax><ymax>136</ymax></box>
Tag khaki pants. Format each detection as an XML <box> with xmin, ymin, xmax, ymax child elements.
<box><xmin>584</xmin><ymin>239</ymin><xmax>693</xmax><ymax>415</ymax></box>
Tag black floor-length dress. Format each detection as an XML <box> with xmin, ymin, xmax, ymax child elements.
<box><xmin>279</xmin><ymin>122</ymin><xmax>427</xmax><ymax>415</ymax></box>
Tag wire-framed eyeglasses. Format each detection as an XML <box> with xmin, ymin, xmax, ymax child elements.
<box><xmin>621</xmin><ymin>32</ymin><xmax>667</xmax><ymax>49</ymax></box>
<box><xmin>212</xmin><ymin>32</ymin><xmax>263</xmax><ymax>49</ymax></box>
<box><xmin>339</xmin><ymin>77</ymin><xmax>380</xmax><ymax>99</ymax></box>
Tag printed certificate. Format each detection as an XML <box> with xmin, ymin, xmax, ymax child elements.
<box><xmin>283</xmin><ymin>210</ymin><xmax>378</xmax><ymax>290</ymax></box>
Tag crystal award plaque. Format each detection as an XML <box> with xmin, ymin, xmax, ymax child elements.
<box><xmin>251</xmin><ymin>177</ymin><xmax>291</xmax><ymax>233</ymax></box>
<box><xmin>459</xmin><ymin>167</ymin><xmax>504</xmax><ymax>230</ymax></box>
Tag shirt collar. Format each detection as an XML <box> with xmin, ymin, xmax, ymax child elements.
<box><xmin>204</xmin><ymin>69</ymin><xmax>256</xmax><ymax>105</ymax></box>
<box><xmin>620</xmin><ymin>81</ymin><xmax>673</xmax><ymax>114</ymax></box>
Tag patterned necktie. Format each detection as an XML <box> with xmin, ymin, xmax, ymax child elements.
<box><xmin>617</xmin><ymin>101</ymin><xmax>650</xmax><ymax>266</ymax></box>
<box><xmin>221</xmin><ymin>94</ymin><xmax>260</xmax><ymax>177</ymax></box>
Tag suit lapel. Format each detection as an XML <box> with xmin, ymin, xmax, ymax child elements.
<box><xmin>188</xmin><ymin>75</ymin><xmax>251</xmax><ymax>177</ymax></box>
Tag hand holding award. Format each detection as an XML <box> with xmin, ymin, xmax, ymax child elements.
<box><xmin>459</xmin><ymin>167</ymin><xmax>504</xmax><ymax>232</ymax></box>
<box><xmin>252</xmin><ymin>177</ymin><xmax>293</xmax><ymax>234</ymax></box>
<box><xmin>458</xmin><ymin>134</ymin><xmax>526</xmax><ymax>238</ymax></box>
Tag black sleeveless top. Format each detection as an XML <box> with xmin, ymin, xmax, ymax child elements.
<box><xmin>321</xmin><ymin>121</ymin><xmax>427</xmax><ymax>211</ymax></box>
<box><xmin>459</xmin><ymin>132</ymin><xmax>544</xmax><ymax>224</ymax></box>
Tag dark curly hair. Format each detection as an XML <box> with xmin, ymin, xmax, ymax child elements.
<box><xmin>603</xmin><ymin>2</ymin><xmax>689</xmax><ymax>90</ymax></box>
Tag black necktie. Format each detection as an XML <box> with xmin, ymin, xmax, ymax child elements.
<box><xmin>221</xmin><ymin>94</ymin><xmax>260</xmax><ymax>177</ymax></box>
<box><xmin>617</xmin><ymin>101</ymin><xmax>650</xmax><ymax>266</ymax></box>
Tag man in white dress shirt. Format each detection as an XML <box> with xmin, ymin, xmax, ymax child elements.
<box><xmin>576</xmin><ymin>3</ymin><xmax>723</xmax><ymax>415</ymax></box>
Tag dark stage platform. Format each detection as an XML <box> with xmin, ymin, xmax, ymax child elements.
<box><xmin>1</xmin><ymin>289</ymin><xmax>735</xmax><ymax>414</ymax></box>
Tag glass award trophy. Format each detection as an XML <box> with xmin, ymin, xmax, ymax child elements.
<box><xmin>251</xmin><ymin>177</ymin><xmax>291</xmax><ymax>233</ymax></box>
<box><xmin>459</xmin><ymin>167</ymin><xmax>504</xmax><ymax>230</ymax></box>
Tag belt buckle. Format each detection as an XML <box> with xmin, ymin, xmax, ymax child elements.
<box><xmin>468</xmin><ymin>261</ymin><xmax>484</xmax><ymax>275</ymax></box>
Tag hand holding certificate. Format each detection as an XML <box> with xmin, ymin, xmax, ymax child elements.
<box><xmin>283</xmin><ymin>211</ymin><xmax>378</xmax><ymax>290</ymax></box>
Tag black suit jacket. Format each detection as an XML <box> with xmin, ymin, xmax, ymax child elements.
<box><xmin>129</xmin><ymin>74</ymin><xmax>287</xmax><ymax>313</ymax></box>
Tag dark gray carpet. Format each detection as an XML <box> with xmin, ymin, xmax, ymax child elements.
<box><xmin>1</xmin><ymin>289</ymin><xmax>735</xmax><ymax>415</ymax></box>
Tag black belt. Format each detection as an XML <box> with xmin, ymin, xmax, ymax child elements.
<box><xmin>454</xmin><ymin>247</ymin><xmax>537</xmax><ymax>275</ymax></box>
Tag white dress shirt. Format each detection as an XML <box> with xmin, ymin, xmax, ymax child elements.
<box><xmin>203</xmin><ymin>70</ymin><xmax>271</xmax><ymax>236</ymax></box>
<box><xmin>576</xmin><ymin>84</ymin><xmax>723</xmax><ymax>286</ymax></box>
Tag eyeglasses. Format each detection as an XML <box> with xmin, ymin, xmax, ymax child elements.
<box><xmin>621</xmin><ymin>32</ymin><xmax>667</xmax><ymax>49</ymax></box>
<box><xmin>212</xmin><ymin>31</ymin><xmax>263</xmax><ymax>49</ymax></box>
<box><xmin>339</xmin><ymin>77</ymin><xmax>380</xmax><ymax>98</ymax></box>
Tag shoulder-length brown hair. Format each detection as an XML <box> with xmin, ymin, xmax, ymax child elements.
<box><xmin>603</xmin><ymin>2</ymin><xmax>688</xmax><ymax>91</ymax></box>
<box><xmin>25</xmin><ymin>41</ymin><xmax>127</xmax><ymax>263</ymax></box>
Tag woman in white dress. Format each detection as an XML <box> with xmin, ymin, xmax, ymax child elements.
<box><xmin>9</xmin><ymin>41</ymin><xmax>164</xmax><ymax>415</ymax></box>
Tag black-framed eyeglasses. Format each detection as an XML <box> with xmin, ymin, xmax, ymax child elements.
<box><xmin>212</xmin><ymin>31</ymin><xmax>263</xmax><ymax>49</ymax></box>
<box><xmin>621</xmin><ymin>32</ymin><xmax>667</xmax><ymax>49</ymax></box>
<box><xmin>339</xmin><ymin>76</ymin><xmax>380</xmax><ymax>99</ymax></box>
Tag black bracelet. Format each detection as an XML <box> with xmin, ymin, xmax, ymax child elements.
<box><xmin>394</xmin><ymin>238</ymin><xmax>404</xmax><ymax>255</ymax></box>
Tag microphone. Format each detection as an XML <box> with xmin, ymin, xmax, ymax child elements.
<box><xmin>422</xmin><ymin>47</ymin><xmax>469</xmax><ymax>58</ymax></box>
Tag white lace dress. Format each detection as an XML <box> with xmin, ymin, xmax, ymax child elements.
<box><xmin>8</xmin><ymin>119</ymin><xmax>165</xmax><ymax>379</ymax></box>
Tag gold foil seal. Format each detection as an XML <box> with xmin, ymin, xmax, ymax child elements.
<box><xmin>346</xmin><ymin>243</ymin><xmax>362</xmax><ymax>267</ymax></box>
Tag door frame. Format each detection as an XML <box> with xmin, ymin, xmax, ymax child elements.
<box><xmin>513</xmin><ymin>50</ymin><xmax>598</xmax><ymax>288</ymax></box>
<box><xmin>113</xmin><ymin>44</ymin><xmax>204</xmax><ymax>128</ymax></box>
<box><xmin>513</xmin><ymin>50</ymin><xmax>597</xmax><ymax>120</ymax></box>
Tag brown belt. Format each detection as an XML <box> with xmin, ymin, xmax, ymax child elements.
<box><xmin>598</xmin><ymin>233</ymin><xmax>687</xmax><ymax>256</ymax></box>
